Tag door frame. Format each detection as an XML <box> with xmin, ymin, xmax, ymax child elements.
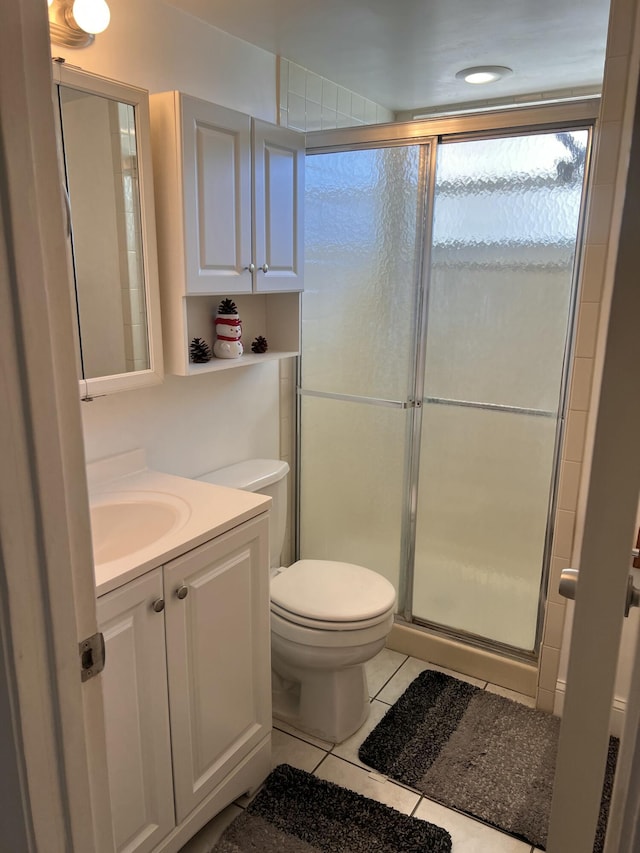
<box><xmin>5</xmin><ymin>1</ymin><xmax>640</xmax><ymax>852</ymax></box>
<box><xmin>547</xmin><ymin>0</ymin><xmax>640</xmax><ymax>847</ymax></box>
<box><xmin>0</xmin><ymin>1</ymin><xmax>113</xmax><ymax>850</ymax></box>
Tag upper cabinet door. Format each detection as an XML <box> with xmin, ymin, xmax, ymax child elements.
<box><xmin>253</xmin><ymin>120</ymin><xmax>305</xmax><ymax>292</ymax></box>
<box><xmin>181</xmin><ymin>97</ymin><xmax>253</xmax><ymax>295</ymax></box>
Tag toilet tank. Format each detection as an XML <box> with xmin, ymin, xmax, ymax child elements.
<box><xmin>198</xmin><ymin>459</ymin><xmax>289</xmax><ymax>568</ymax></box>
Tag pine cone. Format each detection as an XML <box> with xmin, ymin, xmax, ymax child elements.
<box><xmin>218</xmin><ymin>298</ymin><xmax>238</xmax><ymax>315</ymax></box>
<box><xmin>189</xmin><ymin>337</ymin><xmax>212</xmax><ymax>363</ymax></box>
<box><xmin>251</xmin><ymin>336</ymin><xmax>269</xmax><ymax>354</ymax></box>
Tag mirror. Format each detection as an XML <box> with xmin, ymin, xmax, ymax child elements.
<box><xmin>53</xmin><ymin>63</ymin><xmax>163</xmax><ymax>398</ymax></box>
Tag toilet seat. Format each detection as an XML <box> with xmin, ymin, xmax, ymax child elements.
<box><xmin>271</xmin><ymin>608</ymin><xmax>395</xmax><ymax>648</ymax></box>
<box><xmin>270</xmin><ymin>559</ymin><xmax>396</xmax><ymax>631</ymax></box>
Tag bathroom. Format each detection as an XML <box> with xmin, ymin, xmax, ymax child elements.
<box><xmin>2</xmin><ymin>0</ymin><xmax>640</xmax><ymax>850</ymax></box>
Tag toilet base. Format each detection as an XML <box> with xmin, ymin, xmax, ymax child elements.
<box><xmin>271</xmin><ymin>656</ymin><xmax>371</xmax><ymax>743</ymax></box>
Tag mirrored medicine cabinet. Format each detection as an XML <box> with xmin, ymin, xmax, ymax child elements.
<box><xmin>52</xmin><ymin>62</ymin><xmax>163</xmax><ymax>399</ymax></box>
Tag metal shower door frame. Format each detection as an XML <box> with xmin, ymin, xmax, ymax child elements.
<box><xmin>299</xmin><ymin>99</ymin><xmax>597</xmax><ymax>660</ymax></box>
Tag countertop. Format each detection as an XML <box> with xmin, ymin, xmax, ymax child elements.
<box><xmin>89</xmin><ymin>450</ymin><xmax>270</xmax><ymax>597</ymax></box>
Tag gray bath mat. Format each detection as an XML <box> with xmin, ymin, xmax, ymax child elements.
<box><xmin>358</xmin><ymin>670</ymin><xmax>618</xmax><ymax>851</ymax></box>
<box><xmin>212</xmin><ymin>763</ymin><xmax>452</xmax><ymax>852</ymax></box>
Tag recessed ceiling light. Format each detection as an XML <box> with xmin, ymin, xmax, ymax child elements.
<box><xmin>456</xmin><ymin>66</ymin><xmax>513</xmax><ymax>85</ymax></box>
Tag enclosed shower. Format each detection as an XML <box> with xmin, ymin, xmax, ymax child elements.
<box><xmin>297</xmin><ymin>104</ymin><xmax>593</xmax><ymax>662</ymax></box>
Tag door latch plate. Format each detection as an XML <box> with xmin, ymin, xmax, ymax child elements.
<box><xmin>79</xmin><ymin>632</ymin><xmax>105</xmax><ymax>682</ymax></box>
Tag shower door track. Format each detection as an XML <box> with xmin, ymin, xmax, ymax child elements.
<box><xmin>395</xmin><ymin>614</ymin><xmax>539</xmax><ymax>665</ymax></box>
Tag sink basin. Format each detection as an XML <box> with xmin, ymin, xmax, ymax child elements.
<box><xmin>90</xmin><ymin>491</ymin><xmax>191</xmax><ymax>564</ymax></box>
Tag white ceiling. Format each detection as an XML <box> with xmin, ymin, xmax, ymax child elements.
<box><xmin>168</xmin><ymin>0</ymin><xmax>611</xmax><ymax>113</ymax></box>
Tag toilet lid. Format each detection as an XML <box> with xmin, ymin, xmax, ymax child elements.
<box><xmin>270</xmin><ymin>560</ymin><xmax>396</xmax><ymax>625</ymax></box>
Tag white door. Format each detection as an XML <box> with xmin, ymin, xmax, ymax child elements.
<box><xmin>164</xmin><ymin>516</ymin><xmax>271</xmax><ymax>822</ymax></box>
<box><xmin>182</xmin><ymin>96</ymin><xmax>253</xmax><ymax>294</ymax></box>
<box><xmin>98</xmin><ymin>570</ymin><xmax>175</xmax><ymax>853</ymax></box>
<box><xmin>1</xmin><ymin>2</ymin><xmax>113</xmax><ymax>850</ymax></box>
<box><xmin>252</xmin><ymin>119</ymin><xmax>305</xmax><ymax>292</ymax></box>
<box><xmin>545</xmin><ymin>29</ymin><xmax>640</xmax><ymax>853</ymax></box>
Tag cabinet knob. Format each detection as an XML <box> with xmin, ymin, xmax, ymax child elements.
<box><xmin>176</xmin><ymin>585</ymin><xmax>189</xmax><ymax>600</ymax></box>
<box><xmin>152</xmin><ymin>598</ymin><xmax>165</xmax><ymax>613</ymax></box>
<box><xmin>259</xmin><ymin>263</ymin><xmax>269</xmax><ymax>273</ymax></box>
<box><xmin>244</xmin><ymin>263</ymin><xmax>255</xmax><ymax>273</ymax></box>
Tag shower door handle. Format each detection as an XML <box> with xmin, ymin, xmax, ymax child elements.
<box><xmin>559</xmin><ymin>567</ymin><xmax>640</xmax><ymax>616</ymax></box>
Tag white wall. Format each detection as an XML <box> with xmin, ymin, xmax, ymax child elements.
<box><xmin>53</xmin><ymin>0</ymin><xmax>281</xmax><ymax>476</ymax></box>
<box><xmin>52</xmin><ymin>0</ymin><xmax>276</xmax><ymax>120</ymax></box>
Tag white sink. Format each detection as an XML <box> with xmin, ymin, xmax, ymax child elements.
<box><xmin>90</xmin><ymin>491</ymin><xmax>191</xmax><ymax>565</ymax></box>
<box><xmin>87</xmin><ymin>451</ymin><xmax>270</xmax><ymax>596</ymax></box>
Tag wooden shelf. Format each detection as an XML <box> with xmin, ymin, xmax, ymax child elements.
<box><xmin>185</xmin><ymin>350</ymin><xmax>298</xmax><ymax>375</ymax></box>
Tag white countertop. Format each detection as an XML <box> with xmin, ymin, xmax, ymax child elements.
<box><xmin>89</xmin><ymin>450</ymin><xmax>270</xmax><ymax>597</ymax></box>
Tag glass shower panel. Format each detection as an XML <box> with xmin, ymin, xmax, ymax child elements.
<box><xmin>299</xmin><ymin>396</ymin><xmax>410</xmax><ymax>593</ymax></box>
<box><xmin>300</xmin><ymin>143</ymin><xmax>428</xmax><ymax>601</ymax></box>
<box><xmin>413</xmin><ymin>405</ymin><xmax>557</xmax><ymax>649</ymax></box>
<box><xmin>413</xmin><ymin>130</ymin><xmax>588</xmax><ymax>651</ymax></box>
<box><xmin>303</xmin><ymin>146</ymin><xmax>424</xmax><ymax>400</ymax></box>
<box><xmin>425</xmin><ymin>132</ymin><xmax>588</xmax><ymax>411</ymax></box>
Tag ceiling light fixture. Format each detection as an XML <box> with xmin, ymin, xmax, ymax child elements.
<box><xmin>456</xmin><ymin>65</ymin><xmax>513</xmax><ymax>85</ymax></box>
<box><xmin>49</xmin><ymin>0</ymin><xmax>111</xmax><ymax>48</ymax></box>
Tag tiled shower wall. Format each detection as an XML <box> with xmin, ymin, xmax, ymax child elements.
<box><xmin>278</xmin><ymin>57</ymin><xmax>395</xmax><ymax>131</ymax></box>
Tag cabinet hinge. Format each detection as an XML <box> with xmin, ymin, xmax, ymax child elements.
<box><xmin>79</xmin><ymin>632</ymin><xmax>106</xmax><ymax>682</ymax></box>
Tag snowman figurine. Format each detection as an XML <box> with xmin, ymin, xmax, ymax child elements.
<box><xmin>213</xmin><ymin>298</ymin><xmax>243</xmax><ymax>359</ymax></box>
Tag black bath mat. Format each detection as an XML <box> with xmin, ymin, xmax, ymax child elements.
<box><xmin>211</xmin><ymin>763</ymin><xmax>452</xmax><ymax>852</ymax></box>
<box><xmin>358</xmin><ymin>670</ymin><xmax>618</xmax><ymax>851</ymax></box>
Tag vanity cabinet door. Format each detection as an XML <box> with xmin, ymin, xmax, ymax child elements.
<box><xmin>164</xmin><ymin>515</ymin><xmax>271</xmax><ymax>823</ymax></box>
<box><xmin>97</xmin><ymin>569</ymin><xmax>175</xmax><ymax>853</ymax></box>
<box><xmin>252</xmin><ymin>119</ymin><xmax>305</xmax><ymax>293</ymax></box>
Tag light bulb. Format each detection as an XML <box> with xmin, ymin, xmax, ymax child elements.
<box><xmin>48</xmin><ymin>0</ymin><xmax>54</xmax><ymax>7</ymax></box>
<box><xmin>455</xmin><ymin>66</ymin><xmax>513</xmax><ymax>86</ymax></box>
<box><xmin>465</xmin><ymin>71</ymin><xmax>500</xmax><ymax>84</ymax></box>
<box><xmin>72</xmin><ymin>0</ymin><xmax>110</xmax><ymax>34</ymax></box>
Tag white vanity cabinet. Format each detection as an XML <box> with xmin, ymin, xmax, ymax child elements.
<box><xmin>149</xmin><ymin>91</ymin><xmax>304</xmax><ymax>376</ymax></box>
<box><xmin>97</xmin><ymin>514</ymin><xmax>271</xmax><ymax>853</ymax></box>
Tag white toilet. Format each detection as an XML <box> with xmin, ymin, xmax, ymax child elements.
<box><xmin>198</xmin><ymin>459</ymin><xmax>396</xmax><ymax>743</ymax></box>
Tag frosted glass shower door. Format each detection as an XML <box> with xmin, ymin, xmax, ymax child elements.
<box><xmin>299</xmin><ymin>145</ymin><xmax>429</xmax><ymax>594</ymax></box>
<box><xmin>413</xmin><ymin>131</ymin><xmax>589</xmax><ymax>651</ymax></box>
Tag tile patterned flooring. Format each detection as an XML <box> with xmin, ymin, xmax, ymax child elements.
<box><xmin>180</xmin><ymin>649</ymin><xmax>543</xmax><ymax>853</ymax></box>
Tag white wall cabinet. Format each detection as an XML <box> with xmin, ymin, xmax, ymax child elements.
<box><xmin>98</xmin><ymin>515</ymin><xmax>271</xmax><ymax>853</ymax></box>
<box><xmin>150</xmin><ymin>92</ymin><xmax>304</xmax><ymax>375</ymax></box>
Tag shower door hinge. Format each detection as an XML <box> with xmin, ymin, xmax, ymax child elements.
<box><xmin>403</xmin><ymin>399</ymin><xmax>423</xmax><ymax>409</ymax></box>
<box><xmin>79</xmin><ymin>632</ymin><xmax>105</xmax><ymax>682</ymax></box>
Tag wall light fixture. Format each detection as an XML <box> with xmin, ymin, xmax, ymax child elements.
<box><xmin>455</xmin><ymin>66</ymin><xmax>513</xmax><ymax>85</ymax></box>
<box><xmin>49</xmin><ymin>0</ymin><xmax>111</xmax><ymax>48</ymax></box>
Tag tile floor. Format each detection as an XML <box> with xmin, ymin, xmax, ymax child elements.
<box><xmin>180</xmin><ymin>649</ymin><xmax>544</xmax><ymax>853</ymax></box>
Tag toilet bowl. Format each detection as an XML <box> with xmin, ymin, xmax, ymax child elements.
<box><xmin>197</xmin><ymin>459</ymin><xmax>396</xmax><ymax>743</ymax></box>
